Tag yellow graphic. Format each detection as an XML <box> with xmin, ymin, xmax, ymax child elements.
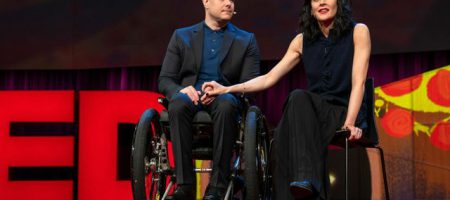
<box><xmin>375</xmin><ymin>65</ymin><xmax>450</xmax><ymax>114</ymax></box>
<box><xmin>375</xmin><ymin>65</ymin><xmax>450</xmax><ymax>151</ymax></box>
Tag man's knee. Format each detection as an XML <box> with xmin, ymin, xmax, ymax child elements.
<box><xmin>168</xmin><ymin>93</ymin><xmax>194</xmax><ymax>115</ymax></box>
<box><xmin>212</xmin><ymin>94</ymin><xmax>239</xmax><ymax>115</ymax></box>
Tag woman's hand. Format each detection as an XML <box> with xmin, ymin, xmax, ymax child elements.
<box><xmin>200</xmin><ymin>86</ymin><xmax>216</xmax><ymax>105</ymax></box>
<box><xmin>342</xmin><ymin>124</ymin><xmax>363</xmax><ymax>141</ymax></box>
<box><xmin>202</xmin><ymin>81</ymin><xmax>229</xmax><ymax>96</ymax></box>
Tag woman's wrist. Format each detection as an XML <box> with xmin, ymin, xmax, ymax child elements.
<box><xmin>342</xmin><ymin>123</ymin><xmax>355</xmax><ymax>129</ymax></box>
<box><xmin>225</xmin><ymin>86</ymin><xmax>232</xmax><ymax>93</ymax></box>
<box><xmin>232</xmin><ymin>83</ymin><xmax>244</xmax><ymax>94</ymax></box>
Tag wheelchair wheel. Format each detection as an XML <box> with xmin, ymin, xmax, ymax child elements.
<box><xmin>243</xmin><ymin>106</ymin><xmax>270</xmax><ymax>200</ymax></box>
<box><xmin>131</xmin><ymin>108</ymin><xmax>166</xmax><ymax>200</ymax></box>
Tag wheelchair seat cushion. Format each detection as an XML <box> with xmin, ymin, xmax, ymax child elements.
<box><xmin>160</xmin><ymin>110</ymin><xmax>213</xmax><ymax>124</ymax></box>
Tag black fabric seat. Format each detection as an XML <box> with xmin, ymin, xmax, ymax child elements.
<box><xmin>160</xmin><ymin>110</ymin><xmax>215</xmax><ymax>160</ymax></box>
<box><xmin>160</xmin><ymin>110</ymin><xmax>213</xmax><ymax>124</ymax></box>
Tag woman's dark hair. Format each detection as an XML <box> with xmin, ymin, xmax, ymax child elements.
<box><xmin>299</xmin><ymin>0</ymin><xmax>353</xmax><ymax>42</ymax></box>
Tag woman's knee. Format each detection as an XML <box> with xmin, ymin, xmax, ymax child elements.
<box><xmin>288</xmin><ymin>89</ymin><xmax>310</xmax><ymax>104</ymax></box>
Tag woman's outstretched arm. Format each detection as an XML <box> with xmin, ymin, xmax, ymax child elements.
<box><xmin>203</xmin><ymin>34</ymin><xmax>304</xmax><ymax>95</ymax></box>
<box><xmin>344</xmin><ymin>23</ymin><xmax>371</xmax><ymax>140</ymax></box>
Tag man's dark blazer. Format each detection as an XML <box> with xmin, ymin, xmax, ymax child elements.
<box><xmin>158</xmin><ymin>22</ymin><xmax>260</xmax><ymax>99</ymax></box>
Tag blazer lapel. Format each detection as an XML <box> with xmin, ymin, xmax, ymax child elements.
<box><xmin>219</xmin><ymin>23</ymin><xmax>236</xmax><ymax>66</ymax></box>
<box><xmin>191</xmin><ymin>23</ymin><xmax>204</xmax><ymax>72</ymax></box>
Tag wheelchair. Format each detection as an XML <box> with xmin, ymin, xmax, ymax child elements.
<box><xmin>131</xmin><ymin>96</ymin><xmax>271</xmax><ymax>200</ymax></box>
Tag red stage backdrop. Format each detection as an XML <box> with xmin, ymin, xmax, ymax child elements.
<box><xmin>0</xmin><ymin>66</ymin><xmax>449</xmax><ymax>199</ymax></box>
<box><xmin>0</xmin><ymin>91</ymin><xmax>164</xmax><ymax>200</ymax></box>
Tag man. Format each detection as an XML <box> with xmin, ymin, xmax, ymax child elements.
<box><xmin>158</xmin><ymin>0</ymin><xmax>260</xmax><ymax>199</ymax></box>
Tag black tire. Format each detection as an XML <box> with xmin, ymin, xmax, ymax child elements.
<box><xmin>131</xmin><ymin>108</ymin><xmax>164</xmax><ymax>200</ymax></box>
<box><xmin>243</xmin><ymin>106</ymin><xmax>269</xmax><ymax>200</ymax></box>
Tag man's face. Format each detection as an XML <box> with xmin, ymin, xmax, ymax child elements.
<box><xmin>204</xmin><ymin>0</ymin><xmax>235</xmax><ymax>22</ymax></box>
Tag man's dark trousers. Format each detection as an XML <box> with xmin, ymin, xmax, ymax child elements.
<box><xmin>168</xmin><ymin>92</ymin><xmax>240</xmax><ymax>190</ymax></box>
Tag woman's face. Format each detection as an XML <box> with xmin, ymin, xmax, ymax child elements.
<box><xmin>311</xmin><ymin>0</ymin><xmax>338</xmax><ymax>23</ymax></box>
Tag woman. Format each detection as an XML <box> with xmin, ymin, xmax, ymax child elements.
<box><xmin>203</xmin><ymin>0</ymin><xmax>370</xmax><ymax>199</ymax></box>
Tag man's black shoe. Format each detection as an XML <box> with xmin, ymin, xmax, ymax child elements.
<box><xmin>289</xmin><ymin>181</ymin><xmax>314</xmax><ymax>199</ymax></box>
<box><xmin>203</xmin><ymin>186</ymin><xmax>226</xmax><ymax>200</ymax></box>
<box><xmin>172</xmin><ymin>185</ymin><xmax>195</xmax><ymax>200</ymax></box>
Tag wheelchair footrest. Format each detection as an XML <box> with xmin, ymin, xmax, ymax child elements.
<box><xmin>194</xmin><ymin>168</ymin><xmax>212</xmax><ymax>173</ymax></box>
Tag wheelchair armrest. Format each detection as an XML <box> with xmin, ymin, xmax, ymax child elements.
<box><xmin>158</xmin><ymin>97</ymin><xmax>169</xmax><ymax>109</ymax></box>
<box><xmin>235</xmin><ymin>94</ymin><xmax>252</xmax><ymax>115</ymax></box>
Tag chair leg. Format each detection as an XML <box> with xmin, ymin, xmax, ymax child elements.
<box><xmin>377</xmin><ymin>147</ymin><xmax>390</xmax><ymax>200</ymax></box>
<box><xmin>345</xmin><ymin>137</ymin><xmax>348</xmax><ymax>200</ymax></box>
